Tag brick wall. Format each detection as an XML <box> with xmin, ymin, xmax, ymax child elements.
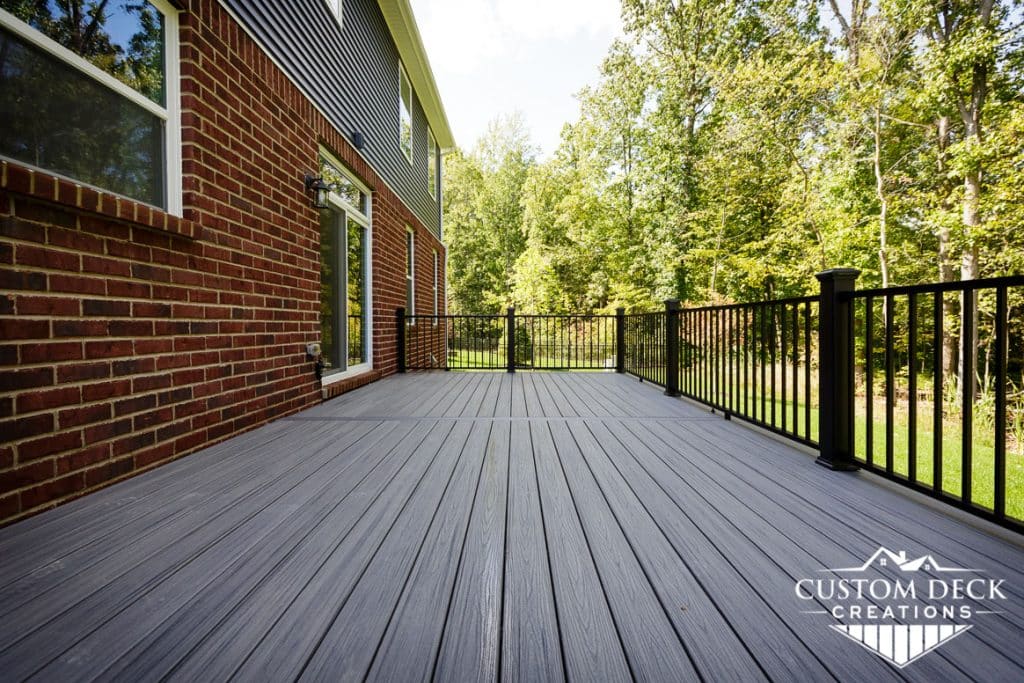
<box><xmin>0</xmin><ymin>0</ymin><xmax>445</xmax><ymax>526</ymax></box>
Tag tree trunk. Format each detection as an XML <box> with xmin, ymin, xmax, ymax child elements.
<box><xmin>959</xmin><ymin>170</ymin><xmax>981</xmax><ymax>402</ymax></box>
<box><xmin>873</xmin><ymin>107</ymin><xmax>889</xmax><ymax>289</ymax></box>
<box><xmin>936</xmin><ymin>116</ymin><xmax>958</xmax><ymax>382</ymax></box>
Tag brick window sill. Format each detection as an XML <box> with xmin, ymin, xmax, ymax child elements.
<box><xmin>1</xmin><ymin>160</ymin><xmax>198</xmax><ymax>240</ymax></box>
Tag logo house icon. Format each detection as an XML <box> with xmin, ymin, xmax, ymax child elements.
<box><xmin>796</xmin><ymin>547</ymin><xmax>1008</xmax><ymax>669</ymax></box>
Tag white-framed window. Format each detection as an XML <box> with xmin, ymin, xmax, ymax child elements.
<box><xmin>427</xmin><ymin>127</ymin><xmax>437</xmax><ymax>198</ymax></box>
<box><xmin>406</xmin><ymin>226</ymin><xmax>415</xmax><ymax>315</ymax></box>
<box><xmin>319</xmin><ymin>149</ymin><xmax>373</xmax><ymax>382</ymax></box>
<box><xmin>324</xmin><ymin>0</ymin><xmax>343</xmax><ymax>29</ymax></box>
<box><xmin>0</xmin><ymin>1</ymin><xmax>182</xmax><ymax>215</ymax></box>
<box><xmin>432</xmin><ymin>249</ymin><xmax>439</xmax><ymax>322</ymax></box>
<box><xmin>399</xmin><ymin>62</ymin><xmax>413</xmax><ymax>164</ymax></box>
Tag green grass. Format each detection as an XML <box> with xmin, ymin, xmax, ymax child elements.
<box><xmin>679</xmin><ymin>367</ymin><xmax>1024</xmax><ymax>521</ymax></box>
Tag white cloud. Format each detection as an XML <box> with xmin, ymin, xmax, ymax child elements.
<box><xmin>416</xmin><ymin>0</ymin><xmax>620</xmax><ymax>74</ymax></box>
<box><xmin>412</xmin><ymin>0</ymin><xmax>622</xmax><ymax>156</ymax></box>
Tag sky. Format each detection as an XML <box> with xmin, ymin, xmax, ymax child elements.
<box><xmin>411</xmin><ymin>0</ymin><xmax>623</xmax><ymax>158</ymax></box>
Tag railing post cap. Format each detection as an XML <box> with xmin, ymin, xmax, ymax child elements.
<box><xmin>664</xmin><ymin>299</ymin><xmax>681</xmax><ymax>310</ymax></box>
<box><xmin>616</xmin><ymin>306</ymin><xmax>625</xmax><ymax>315</ymax></box>
<box><xmin>815</xmin><ymin>268</ymin><xmax>861</xmax><ymax>283</ymax></box>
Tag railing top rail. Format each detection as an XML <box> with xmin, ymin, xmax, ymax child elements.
<box><xmin>681</xmin><ymin>295</ymin><xmax>817</xmax><ymax>313</ymax></box>
<box><xmin>844</xmin><ymin>274</ymin><xmax>1024</xmax><ymax>299</ymax></box>
<box><xmin>515</xmin><ymin>313</ymin><xmax>617</xmax><ymax>319</ymax></box>
<box><xmin>405</xmin><ymin>313</ymin><xmax>505</xmax><ymax>319</ymax></box>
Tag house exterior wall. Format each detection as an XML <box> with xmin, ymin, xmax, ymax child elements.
<box><xmin>220</xmin><ymin>0</ymin><xmax>443</xmax><ymax>237</ymax></box>
<box><xmin>0</xmin><ymin>0</ymin><xmax>446</xmax><ymax>526</ymax></box>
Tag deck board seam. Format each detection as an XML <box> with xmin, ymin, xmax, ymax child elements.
<box><xmin>560</xmin><ymin>420</ymin><xmax>707</xmax><ymax>681</ymax></box>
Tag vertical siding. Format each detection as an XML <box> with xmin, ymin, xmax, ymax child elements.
<box><xmin>219</xmin><ymin>0</ymin><xmax>443</xmax><ymax>237</ymax></box>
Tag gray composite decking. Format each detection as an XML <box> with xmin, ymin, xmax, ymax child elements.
<box><xmin>1</xmin><ymin>372</ymin><xmax>1023</xmax><ymax>682</ymax></box>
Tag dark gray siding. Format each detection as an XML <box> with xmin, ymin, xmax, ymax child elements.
<box><xmin>220</xmin><ymin>0</ymin><xmax>442</xmax><ymax>237</ymax></box>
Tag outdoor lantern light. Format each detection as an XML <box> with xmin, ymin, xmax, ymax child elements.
<box><xmin>305</xmin><ymin>174</ymin><xmax>331</xmax><ymax>209</ymax></box>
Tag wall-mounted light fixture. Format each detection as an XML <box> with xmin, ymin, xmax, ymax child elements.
<box><xmin>304</xmin><ymin>174</ymin><xmax>330</xmax><ymax>209</ymax></box>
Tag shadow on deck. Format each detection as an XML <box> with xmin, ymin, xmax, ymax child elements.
<box><xmin>0</xmin><ymin>372</ymin><xmax>1022</xmax><ymax>681</ymax></box>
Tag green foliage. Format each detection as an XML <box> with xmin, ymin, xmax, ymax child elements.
<box><xmin>444</xmin><ymin>0</ymin><xmax>1024</xmax><ymax>315</ymax></box>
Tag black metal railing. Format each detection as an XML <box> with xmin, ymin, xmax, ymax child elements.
<box><xmin>395</xmin><ymin>271</ymin><xmax>1023</xmax><ymax>533</ymax></box>
<box><xmin>513</xmin><ymin>314</ymin><xmax>617</xmax><ymax>370</ymax></box>
<box><xmin>844</xmin><ymin>275</ymin><xmax>1024</xmax><ymax>526</ymax></box>
<box><xmin>679</xmin><ymin>296</ymin><xmax>819</xmax><ymax>447</ymax></box>
<box><xmin>400</xmin><ymin>309</ymin><xmax>617</xmax><ymax>371</ymax></box>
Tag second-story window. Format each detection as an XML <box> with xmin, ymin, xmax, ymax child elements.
<box><xmin>427</xmin><ymin>127</ymin><xmax>437</xmax><ymax>198</ymax></box>
<box><xmin>399</xmin><ymin>63</ymin><xmax>413</xmax><ymax>164</ymax></box>
<box><xmin>0</xmin><ymin>1</ymin><xmax>181</xmax><ymax>213</ymax></box>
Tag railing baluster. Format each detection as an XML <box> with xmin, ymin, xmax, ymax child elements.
<box><xmin>961</xmin><ymin>288</ymin><xmax>974</xmax><ymax>504</ymax></box>
<box><xmin>865</xmin><ymin>296</ymin><xmax>874</xmax><ymax>466</ymax></box>
<box><xmin>804</xmin><ymin>301</ymin><xmax>811</xmax><ymax>440</ymax></box>
<box><xmin>933</xmin><ymin>291</ymin><xmax>943</xmax><ymax>494</ymax></box>
<box><xmin>908</xmin><ymin>292</ymin><xmax>918</xmax><ymax>484</ymax></box>
<box><xmin>885</xmin><ymin>293</ymin><xmax>895</xmax><ymax>475</ymax></box>
<box><xmin>994</xmin><ymin>285</ymin><xmax>1007</xmax><ymax>518</ymax></box>
<box><xmin>792</xmin><ymin>304</ymin><xmax>799</xmax><ymax>437</ymax></box>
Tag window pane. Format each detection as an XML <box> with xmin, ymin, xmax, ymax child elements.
<box><xmin>399</xmin><ymin>65</ymin><xmax>412</xmax><ymax>162</ymax></box>
<box><xmin>320</xmin><ymin>156</ymin><xmax>366</xmax><ymax>213</ymax></box>
<box><xmin>0</xmin><ymin>26</ymin><xmax>164</xmax><ymax>206</ymax></box>
<box><xmin>1</xmin><ymin>0</ymin><xmax>167</xmax><ymax>105</ymax></box>
<box><xmin>347</xmin><ymin>217</ymin><xmax>366</xmax><ymax>366</ymax></box>
<box><xmin>320</xmin><ymin>210</ymin><xmax>343</xmax><ymax>375</ymax></box>
<box><xmin>427</xmin><ymin>129</ymin><xmax>436</xmax><ymax>197</ymax></box>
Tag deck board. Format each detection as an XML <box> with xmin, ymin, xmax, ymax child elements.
<box><xmin>1</xmin><ymin>372</ymin><xmax>1022</xmax><ymax>682</ymax></box>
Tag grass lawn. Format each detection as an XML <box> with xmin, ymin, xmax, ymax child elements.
<box><xmin>679</xmin><ymin>368</ymin><xmax>1024</xmax><ymax>522</ymax></box>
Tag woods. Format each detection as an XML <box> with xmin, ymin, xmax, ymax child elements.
<box><xmin>443</xmin><ymin>0</ymin><xmax>1024</xmax><ymax>315</ymax></box>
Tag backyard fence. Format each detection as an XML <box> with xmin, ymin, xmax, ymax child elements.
<box><xmin>398</xmin><ymin>270</ymin><xmax>1024</xmax><ymax>534</ymax></box>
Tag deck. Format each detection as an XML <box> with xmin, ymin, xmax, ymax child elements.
<box><xmin>0</xmin><ymin>372</ymin><xmax>1022</xmax><ymax>681</ymax></box>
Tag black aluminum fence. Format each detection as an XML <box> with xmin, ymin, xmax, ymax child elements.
<box><xmin>679</xmin><ymin>297</ymin><xmax>819</xmax><ymax>447</ymax></box>
<box><xmin>400</xmin><ymin>309</ymin><xmax>617</xmax><ymax>371</ymax></box>
<box><xmin>844</xmin><ymin>275</ymin><xmax>1024</xmax><ymax>526</ymax></box>
<box><xmin>622</xmin><ymin>312</ymin><xmax>667</xmax><ymax>386</ymax></box>
<box><xmin>396</xmin><ymin>270</ymin><xmax>1024</xmax><ymax>533</ymax></box>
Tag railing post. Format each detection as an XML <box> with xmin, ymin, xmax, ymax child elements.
<box><xmin>615</xmin><ymin>307</ymin><xmax>625</xmax><ymax>373</ymax></box>
<box><xmin>665</xmin><ymin>300</ymin><xmax>680</xmax><ymax>397</ymax></box>
<box><xmin>506</xmin><ymin>306</ymin><xmax>516</xmax><ymax>373</ymax></box>
<box><xmin>815</xmin><ymin>268</ymin><xmax>860</xmax><ymax>470</ymax></box>
<box><xmin>396</xmin><ymin>307</ymin><xmax>406</xmax><ymax>373</ymax></box>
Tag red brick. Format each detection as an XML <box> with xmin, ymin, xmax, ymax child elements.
<box><xmin>19</xmin><ymin>431</ymin><xmax>82</xmax><ymax>461</ymax></box>
<box><xmin>0</xmin><ymin>413</ymin><xmax>54</xmax><ymax>440</ymax></box>
<box><xmin>82</xmin><ymin>379</ymin><xmax>131</xmax><ymax>402</ymax></box>
<box><xmin>16</xmin><ymin>295</ymin><xmax>79</xmax><ymax>316</ymax></box>
<box><xmin>83</xmin><ymin>418</ymin><xmax>132</xmax><ymax>444</ymax></box>
<box><xmin>112</xmin><ymin>358</ymin><xmax>156</xmax><ymax>376</ymax></box>
<box><xmin>111</xmin><ymin>431</ymin><xmax>154</xmax><ymax>457</ymax></box>
<box><xmin>57</xmin><ymin>362</ymin><xmax>110</xmax><ymax>383</ymax></box>
<box><xmin>114</xmin><ymin>394</ymin><xmax>157</xmax><ymax>416</ymax></box>
<box><xmin>58</xmin><ymin>404</ymin><xmax>111</xmax><ymax>428</ymax></box>
<box><xmin>53</xmin><ymin>319</ymin><xmax>109</xmax><ymax>337</ymax></box>
<box><xmin>56</xmin><ymin>444</ymin><xmax>110</xmax><ymax>475</ymax></box>
<box><xmin>0</xmin><ymin>367</ymin><xmax>53</xmax><ymax>391</ymax></box>
<box><xmin>0</xmin><ymin>318</ymin><xmax>49</xmax><ymax>339</ymax></box>
<box><xmin>20</xmin><ymin>472</ymin><xmax>85</xmax><ymax>510</ymax></box>
<box><xmin>84</xmin><ymin>456</ymin><xmax>134</xmax><ymax>487</ymax></box>
<box><xmin>82</xmin><ymin>299</ymin><xmax>132</xmax><ymax>317</ymax></box>
<box><xmin>85</xmin><ymin>340</ymin><xmax>133</xmax><ymax>358</ymax></box>
<box><xmin>20</xmin><ymin>341</ymin><xmax>82</xmax><ymax>363</ymax></box>
<box><xmin>15</xmin><ymin>386</ymin><xmax>81</xmax><ymax>413</ymax></box>
<box><xmin>16</xmin><ymin>244</ymin><xmax>79</xmax><ymax>271</ymax></box>
<box><xmin>0</xmin><ymin>460</ymin><xmax>54</xmax><ymax>491</ymax></box>
<box><xmin>0</xmin><ymin>345</ymin><xmax>17</xmax><ymax>365</ymax></box>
